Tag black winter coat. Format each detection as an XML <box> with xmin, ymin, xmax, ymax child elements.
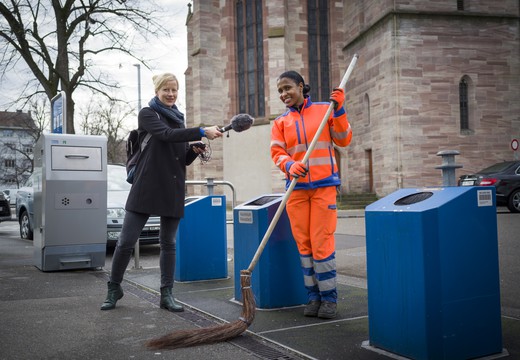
<box><xmin>125</xmin><ymin>107</ymin><xmax>202</xmax><ymax>218</ymax></box>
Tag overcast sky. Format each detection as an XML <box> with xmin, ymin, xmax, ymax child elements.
<box><xmin>0</xmin><ymin>0</ymin><xmax>190</xmax><ymax>124</ymax></box>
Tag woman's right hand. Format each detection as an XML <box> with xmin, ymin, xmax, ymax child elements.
<box><xmin>203</xmin><ymin>126</ymin><xmax>224</xmax><ymax>140</ymax></box>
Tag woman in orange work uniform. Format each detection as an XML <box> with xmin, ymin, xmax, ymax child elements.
<box><xmin>271</xmin><ymin>71</ymin><xmax>352</xmax><ymax>319</ymax></box>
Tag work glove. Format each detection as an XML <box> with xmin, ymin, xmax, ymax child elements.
<box><xmin>287</xmin><ymin>161</ymin><xmax>308</xmax><ymax>178</ymax></box>
<box><xmin>329</xmin><ymin>88</ymin><xmax>345</xmax><ymax>111</ymax></box>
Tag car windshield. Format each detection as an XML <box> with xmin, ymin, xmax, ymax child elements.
<box><xmin>478</xmin><ymin>162</ymin><xmax>515</xmax><ymax>175</ymax></box>
<box><xmin>107</xmin><ymin>165</ymin><xmax>132</xmax><ymax>191</ymax></box>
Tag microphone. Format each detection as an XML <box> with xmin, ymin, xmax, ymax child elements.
<box><xmin>220</xmin><ymin>113</ymin><xmax>254</xmax><ymax>133</ymax></box>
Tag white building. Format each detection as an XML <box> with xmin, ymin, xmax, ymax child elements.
<box><xmin>0</xmin><ymin>110</ymin><xmax>37</xmax><ymax>188</ymax></box>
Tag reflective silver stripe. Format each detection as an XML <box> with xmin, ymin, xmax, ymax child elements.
<box><xmin>314</xmin><ymin>258</ymin><xmax>336</xmax><ymax>273</ymax></box>
<box><xmin>308</xmin><ymin>156</ymin><xmax>337</xmax><ymax>166</ymax></box>
<box><xmin>270</xmin><ymin>140</ymin><xmax>286</xmax><ymax>149</ymax></box>
<box><xmin>331</xmin><ymin>124</ymin><xmax>352</xmax><ymax>140</ymax></box>
<box><xmin>276</xmin><ymin>155</ymin><xmax>290</xmax><ymax>167</ymax></box>
<box><xmin>313</xmin><ymin>141</ymin><xmax>332</xmax><ymax>150</ymax></box>
<box><xmin>286</xmin><ymin>144</ymin><xmax>306</xmax><ymax>156</ymax></box>
<box><xmin>317</xmin><ymin>277</ymin><xmax>336</xmax><ymax>292</ymax></box>
<box><xmin>292</xmin><ymin>141</ymin><xmax>331</xmax><ymax>153</ymax></box>
<box><xmin>304</xmin><ymin>275</ymin><xmax>317</xmax><ymax>287</ymax></box>
<box><xmin>301</xmin><ymin>256</ymin><xmax>317</xmax><ymax>287</ymax></box>
<box><xmin>289</xmin><ymin>141</ymin><xmax>333</xmax><ymax>156</ymax></box>
<box><xmin>300</xmin><ymin>256</ymin><xmax>314</xmax><ymax>268</ymax></box>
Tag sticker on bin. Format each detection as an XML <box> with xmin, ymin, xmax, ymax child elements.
<box><xmin>477</xmin><ymin>189</ymin><xmax>493</xmax><ymax>207</ymax></box>
<box><xmin>238</xmin><ymin>210</ymin><xmax>253</xmax><ymax>224</ymax></box>
<box><xmin>211</xmin><ymin>197</ymin><xmax>222</xmax><ymax>206</ymax></box>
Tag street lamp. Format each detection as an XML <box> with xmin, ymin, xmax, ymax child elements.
<box><xmin>133</xmin><ymin>63</ymin><xmax>142</xmax><ymax>112</ymax></box>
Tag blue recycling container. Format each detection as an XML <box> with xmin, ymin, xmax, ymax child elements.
<box><xmin>365</xmin><ymin>186</ymin><xmax>502</xmax><ymax>360</ymax></box>
<box><xmin>233</xmin><ymin>194</ymin><xmax>307</xmax><ymax>309</ymax></box>
<box><xmin>175</xmin><ymin>195</ymin><xmax>228</xmax><ymax>281</ymax></box>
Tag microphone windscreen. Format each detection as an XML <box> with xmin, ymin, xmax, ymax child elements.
<box><xmin>230</xmin><ymin>113</ymin><xmax>254</xmax><ymax>132</ymax></box>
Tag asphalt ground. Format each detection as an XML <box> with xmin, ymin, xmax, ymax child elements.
<box><xmin>0</xmin><ymin>208</ymin><xmax>518</xmax><ymax>360</ymax></box>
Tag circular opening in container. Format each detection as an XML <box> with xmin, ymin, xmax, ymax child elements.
<box><xmin>394</xmin><ymin>192</ymin><xmax>433</xmax><ymax>206</ymax></box>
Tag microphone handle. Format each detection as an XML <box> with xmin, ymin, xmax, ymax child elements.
<box><xmin>219</xmin><ymin>123</ymin><xmax>234</xmax><ymax>132</ymax></box>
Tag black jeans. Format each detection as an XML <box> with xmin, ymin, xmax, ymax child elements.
<box><xmin>109</xmin><ymin>210</ymin><xmax>180</xmax><ymax>288</ymax></box>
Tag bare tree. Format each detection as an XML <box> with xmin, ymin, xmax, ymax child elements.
<box><xmin>0</xmin><ymin>0</ymin><xmax>167</xmax><ymax>134</ymax></box>
<box><xmin>78</xmin><ymin>96</ymin><xmax>134</xmax><ymax>164</ymax></box>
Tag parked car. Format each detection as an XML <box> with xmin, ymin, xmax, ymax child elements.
<box><xmin>15</xmin><ymin>175</ymin><xmax>34</xmax><ymax>238</ymax></box>
<box><xmin>0</xmin><ymin>191</ymin><xmax>12</xmax><ymax>223</ymax></box>
<box><xmin>2</xmin><ymin>189</ymin><xmax>19</xmax><ymax>206</ymax></box>
<box><xmin>15</xmin><ymin>164</ymin><xmax>161</xmax><ymax>245</ymax></box>
<box><xmin>458</xmin><ymin>160</ymin><xmax>520</xmax><ymax>213</ymax></box>
<box><xmin>106</xmin><ymin>164</ymin><xmax>160</xmax><ymax>247</ymax></box>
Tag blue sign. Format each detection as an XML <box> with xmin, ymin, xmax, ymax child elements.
<box><xmin>51</xmin><ymin>91</ymin><xmax>66</xmax><ymax>134</ymax></box>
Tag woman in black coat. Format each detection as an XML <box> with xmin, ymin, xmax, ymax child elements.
<box><xmin>101</xmin><ymin>73</ymin><xmax>222</xmax><ymax>311</ymax></box>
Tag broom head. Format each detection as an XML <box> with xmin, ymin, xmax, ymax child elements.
<box><xmin>145</xmin><ymin>269</ymin><xmax>256</xmax><ymax>350</ymax></box>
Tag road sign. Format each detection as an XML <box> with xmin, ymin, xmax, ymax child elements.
<box><xmin>511</xmin><ymin>139</ymin><xmax>519</xmax><ymax>151</ymax></box>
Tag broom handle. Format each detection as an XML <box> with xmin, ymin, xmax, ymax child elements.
<box><xmin>246</xmin><ymin>54</ymin><xmax>359</xmax><ymax>273</ymax></box>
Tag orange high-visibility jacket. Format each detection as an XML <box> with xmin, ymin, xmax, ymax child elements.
<box><xmin>271</xmin><ymin>96</ymin><xmax>352</xmax><ymax>190</ymax></box>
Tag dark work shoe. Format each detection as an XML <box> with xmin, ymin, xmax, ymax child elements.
<box><xmin>303</xmin><ymin>300</ymin><xmax>321</xmax><ymax>317</ymax></box>
<box><xmin>318</xmin><ymin>301</ymin><xmax>337</xmax><ymax>319</ymax></box>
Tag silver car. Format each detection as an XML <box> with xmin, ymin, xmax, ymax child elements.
<box><xmin>106</xmin><ymin>164</ymin><xmax>160</xmax><ymax>247</ymax></box>
<box><xmin>15</xmin><ymin>164</ymin><xmax>160</xmax><ymax>246</ymax></box>
<box><xmin>2</xmin><ymin>189</ymin><xmax>18</xmax><ymax>206</ymax></box>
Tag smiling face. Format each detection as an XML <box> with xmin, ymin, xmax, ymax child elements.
<box><xmin>156</xmin><ymin>79</ymin><xmax>178</xmax><ymax>107</ymax></box>
<box><xmin>277</xmin><ymin>77</ymin><xmax>304</xmax><ymax>108</ymax></box>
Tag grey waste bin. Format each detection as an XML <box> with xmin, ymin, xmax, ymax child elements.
<box><xmin>233</xmin><ymin>194</ymin><xmax>307</xmax><ymax>309</ymax></box>
<box><xmin>365</xmin><ymin>186</ymin><xmax>502</xmax><ymax>360</ymax></box>
<box><xmin>33</xmin><ymin>134</ymin><xmax>107</xmax><ymax>271</ymax></box>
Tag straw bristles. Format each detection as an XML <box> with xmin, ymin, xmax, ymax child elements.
<box><xmin>145</xmin><ymin>270</ymin><xmax>256</xmax><ymax>350</ymax></box>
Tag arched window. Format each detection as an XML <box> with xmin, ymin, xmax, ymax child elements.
<box><xmin>307</xmin><ymin>0</ymin><xmax>330</xmax><ymax>101</ymax></box>
<box><xmin>459</xmin><ymin>78</ymin><xmax>469</xmax><ymax>130</ymax></box>
<box><xmin>236</xmin><ymin>0</ymin><xmax>265</xmax><ymax>117</ymax></box>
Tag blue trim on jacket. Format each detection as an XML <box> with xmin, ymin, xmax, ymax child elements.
<box><xmin>286</xmin><ymin>172</ymin><xmax>341</xmax><ymax>190</ymax></box>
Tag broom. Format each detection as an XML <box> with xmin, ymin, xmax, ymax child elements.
<box><xmin>145</xmin><ymin>53</ymin><xmax>359</xmax><ymax>350</ymax></box>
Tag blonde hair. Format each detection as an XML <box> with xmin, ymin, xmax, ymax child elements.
<box><xmin>152</xmin><ymin>73</ymin><xmax>179</xmax><ymax>93</ymax></box>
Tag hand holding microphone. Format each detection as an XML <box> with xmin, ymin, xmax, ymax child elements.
<box><xmin>202</xmin><ymin>126</ymin><xmax>223</xmax><ymax>140</ymax></box>
<box><xmin>219</xmin><ymin>113</ymin><xmax>254</xmax><ymax>133</ymax></box>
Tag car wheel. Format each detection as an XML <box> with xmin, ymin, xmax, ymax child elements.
<box><xmin>20</xmin><ymin>210</ymin><xmax>34</xmax><ymax>240</ymax></box>
<box><xmin>507</xmin><ymin>189</ymin><xmax>520</xmax><ymax>213</ymax></box>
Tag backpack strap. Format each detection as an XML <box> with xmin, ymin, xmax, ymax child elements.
<box><xmin>141</xmin><ymin>133</ymin><xmax>152</xmax><ymax>151</ymax></box>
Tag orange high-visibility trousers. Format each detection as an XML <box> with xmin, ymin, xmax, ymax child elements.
<box><xmin>285</xmin><ymin>186</ymin><xmax>337</xmax><ymax>260</ymax></box>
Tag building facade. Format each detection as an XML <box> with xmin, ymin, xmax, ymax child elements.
<box><xmin>184</xmin><ymin>0</ymin><xmax>519</xmax><ymax>203</ymax></box>
<box><xmin>0</xmin><ymin>110</ymin><xmax>37</xmax><ymax>188</ymax></box>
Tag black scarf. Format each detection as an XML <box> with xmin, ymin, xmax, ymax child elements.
<box><xmin>148</xmin><ymin>96</ymin><xmax>185</xmax><ymax>126</ymax></box>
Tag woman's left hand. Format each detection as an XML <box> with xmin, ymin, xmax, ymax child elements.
<box><xmin>191</xmin><ymin>142</ymin><xmax>206</xmax><ymax>154</ymax></box>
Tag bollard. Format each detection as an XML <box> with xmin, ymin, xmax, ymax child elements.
<box><xmin>206</xmin><ymin>178</ymin><xmax>215</xmax><ymax>195</ymax></box>
<box><xmin>435</xmin><ymin>150</ymin><xmax>463</xmax><ymax>186</ymax></box>
<box><xmin>133</xmin><ymin>239</ymin><xmax>142</xmax><ymax>269</ymax></box>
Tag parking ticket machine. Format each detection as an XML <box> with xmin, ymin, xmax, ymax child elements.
<box><xmin>33</xmin><ymin>134</ymin><xmax>107</xmax><ymax>271</ymax></box>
